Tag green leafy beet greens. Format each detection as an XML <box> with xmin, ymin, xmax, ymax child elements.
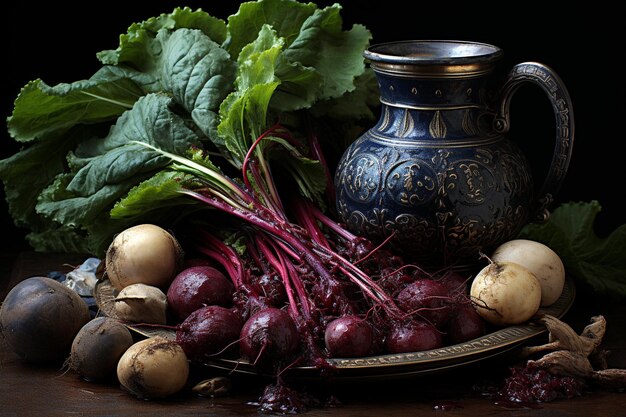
<box><xmin>520</xmin><ymin>200</ymin><xmax>626</xmax><ymax>299</ymax></box>
<box><xmin>1</xmin><ymin>0</ymin><xmax>377</xmax><ymax>256</ymax></box>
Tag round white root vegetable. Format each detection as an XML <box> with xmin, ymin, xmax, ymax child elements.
<box><xmin>491</xmin><ymin>239</ymin><xmax>565</xmax><ymax>306</ymax></box>
<box><xmin>106</xmin><ymin>224</ymin><xmax>184</xmax><ymax>291</ymax></box>
<box><xmin>470</xmin><ymin>261</ymin><xmax>542</xmax><ymax>326</ymax></box>
<box><xmin>117</xmin><ymin>337</ymin><xmax>189</xmax><ymax>399</ymax></box>
<box><xmin>68</xmin><ymin>317</ymin><xmax>134</xmax><ymax>381</ymax></box>
<box><xmin>114</xmin><ymin>283</ymin><xmax>168</xmax><ymax>325</ymax></box>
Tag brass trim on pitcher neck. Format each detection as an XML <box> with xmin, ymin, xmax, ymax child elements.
<box><xmin>370</xmin><ymin>61</ymin><xmax>496</xmax><ymax>78</ymax></box>
<box><xmin>379</xmin><ymin>99</ymin><xmax>483</xmax><ymax>111</ymax></box>
<box><xmin>367</xmin><ymin>130</ymin><xmax>502</xmax><ymax>148</ymax></box>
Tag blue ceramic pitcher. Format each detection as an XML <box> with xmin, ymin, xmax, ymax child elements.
<box><xmin>334</xmin><ymin>40</ymin><xmax>574</xmax><ymax>267</ymax></box>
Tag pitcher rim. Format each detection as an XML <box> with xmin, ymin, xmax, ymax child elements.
<box><xmin>364</xmin><ymin>40</ymin><xmax>503</xmax><ymax>65</ymax></box>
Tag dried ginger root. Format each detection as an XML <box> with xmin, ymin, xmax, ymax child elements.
<box><xmin>520</xmin><ymin>314</ymin><xmax>605</xmax><ymax>357</ymax></box>
<box><xmin>592</xmin><ymin>369</ymin><xmax>626</xmax><ymax>388</ymax></box>
<box><xmin>524</xmin><ymin>314</ymin><xmax>626</xmax><ymax>389</ymax></box>
<box><xmin>528</xmin><ymin>350</ymin><xmax>595</xmax><ymax>379</ymax></box>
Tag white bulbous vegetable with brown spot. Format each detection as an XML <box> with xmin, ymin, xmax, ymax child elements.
<box><xmin>117</xmin><ymin>337</ymin><xmax>189</xmax><ymax>399</ymax></box>
<box><xmin>470</xmin><ymin>260</ymin><xmax>542</xmax><ymax>326</ymax></box>
<box><xmin>105</xmin><ymin>224</ymin><xmax>184</xmax><ymax>291</ymax></box>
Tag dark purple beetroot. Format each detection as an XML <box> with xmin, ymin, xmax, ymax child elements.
<box><xmin>176</xmin><ymin>305</ymin><xmax>242</xmax><ymax>359</ymax></box>
<box><xmin>250</xmin><ymin>273</ymin><xmax>287</xmax><ymax>306</ymax></box>
<box><xmin>239</xmin><ymin>307</ymin><xmax>299</xmax><ymax>366</ymax></box>
<box><xmin>436</xmin><ymin>270</ymin><xmax>470</xmax><ymax>295</ymax></box>
<box><xmin>167</xmin><ymin>266</ymin><xmax>234</xmax><ymax>321</ymax></box>
<box><xmin>385</xmin><ymin>319</ymin><xmax>443</xmax><ymax>353</ymax></box>
<box><xmin>183</xmin><ymin>257</ymin><xmax>217</xmax><ymax>269</ymax></box>
<box><xmin>377</xmin><ymin>267</ymin><xmax>415</xmax><ymax>297</ymax></box>
<box><xmin>447</xmin><ymin>304</ymin><xmax>486</xmax><ymax>344</ymax></box>
<box><xmin>324</xmin><ymin>315</ymin><xmax>374</xmax><ymax>358</ymax></box>
<box><xmin>396</xmin><ymin>279</ymin><xmax>452</xmax><ymax>327</ymax></box>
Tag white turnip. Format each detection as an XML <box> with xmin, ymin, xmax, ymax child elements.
<box><xmin>117</xmin><ymin>336</ymin><xmax>189</xmax><ymax>399</ymax></box>
<box><xmin>167</xmin><ymin>266</ymin><xmax>234</xmax><ymax>321</ymax></box>
<box><xmin>470</xmin><ymin>260</ymin><xmax>542</xmax><ymax>326</ymax></box>
<box><xmin>105</xmin><ymin>224</ymin><xmax>184</xmax><ymax>291</ymax></box>
<box><xmin>0</xmin><ymin>277</ymin><xmax>90</xmax><ymax>363</ymax></box>
<box><xmin>491</xmin><ymin>239</ymin><xmax>565</xmax><ymax>306</ymax></box>
<box><xmin>68</xmin><ymin>317</ymin><xmax>134</xmax><ymax>381</ymax></box>
<box><xmin>114</xmin><ymin>283</ymin><xmax>168</xmax><ymax>325</ymax></box>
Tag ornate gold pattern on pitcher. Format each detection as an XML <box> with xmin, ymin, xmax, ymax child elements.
<box><xmin>378</xmin><ymin>106</ymin><xmax>391</xmax><ymax>131</ymax></box>
<box><xmin>399</xmin><ymin>108</ymin><xmax>415</xmax><ymax>138</ymax></box>
<box><xmin>335</xmin><ymin>139</ymin><xmax>533</xmax><ymax>262</ymax></box>
<box><xmin>446</xmin><ymin>161</ymin><xmax>496</xmax><ymax>205</ymax></box>
<box><xmin>340</xmin><ymin>151</ymin><xmax>381</xmax><ymax>204</ymax></box>
<box><xmin>429</xmin><ymin>110</ymin><xmax>447</xmax><ymax>138</ymax></box>
<box><xmin>386</xmin><ymin>160</ymin><xmax>437</xmax><ymax>206</ymax></box>
<box><xmin>462</xmin><ymin>109</ymin><xmax>477</xmax><ymax>136</ymax></box>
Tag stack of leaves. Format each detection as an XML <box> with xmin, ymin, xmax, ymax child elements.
<box><xmin>0</xmin><ymin>0</ymin><xmax>379</xmax><ymax>256</ymax></box>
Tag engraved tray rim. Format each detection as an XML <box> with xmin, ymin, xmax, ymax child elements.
<box><xmin>95</xmin><ymin>275</ymin><xmax>575</xmax><ymax>380</ymax></box>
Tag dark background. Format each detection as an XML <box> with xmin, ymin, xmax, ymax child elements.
<box><xmin>2</xmin><ymin>1</ymin><xmax>623</xmax><ymax>255</ymax></box>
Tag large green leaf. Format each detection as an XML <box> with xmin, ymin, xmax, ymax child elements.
<box><xmin>519</xmin><ymin>200</ymin><xmax>626</xmax><ymax>299</ymax></box>
<box><xmin>36</xmin><ymin>94</ymin><xmax>203</xmax><ymax>225</ymax></box>
<box><xmin>225</xmin><ymin>2</ymin><xmax>371</xmax><ymax>112</ymax></box>
<box><xmin>36</xmin><ymin>173</ymin><xmax>141</xmax><ymax>226</ymax></box>
<box><xmin>0</xmin><ymin>125</ymin><xmax>105</xmax><ymax>229</ymax></box>
<box><xmin>158</xmin><ymin>28</ymin><xmax>236</xmax><ymax>140</ymax></box>
<box><xmin>240</xmin><ymin>24</ymin><xmax>320</xmax><ymax>112</ymax></box>
<box><xmin>218</xmin><ymin>83</ymin><xmax>280</xmax><ymax>166</ymax></box>
<box><xmin>281</xmin><ymin>4</ymin><xmax>371</xmax><ymax>101</ymax></box>
<box><xmin>7</xmin><ymin>68</ymin><xmax>143</xmax><ymax>142</ymax></box>
<box><xmin>97</xmin><ymin>6</ymin><xmax>227</xmax><ymax>70</ymax></box>
<box><xmin>218</xmin><ymin>25</ymin><xmax>284</xmax><ymax>165</ymax></box>
<box><xmin>218</xmin><ymin>23</ymin><xmax>330</xmax><ymax>204</ymax></box>
<box><xmin>110</xmin><ymin>170</ymin><xmax>197</xmax><ymax>219</ymax></box>
<box><xmin>224</xmin><ymin>0</ymin><xmax>316</xmax><ymax>59</ymax></box>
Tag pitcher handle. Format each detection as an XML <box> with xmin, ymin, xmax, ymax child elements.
<box><xmin>494</xmin><ymin>62</ymin><xmax>575</xmax><ymax>222</ymax></box>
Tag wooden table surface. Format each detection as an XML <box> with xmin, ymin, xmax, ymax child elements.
<box><xmin>1</xmin><ymin>252</ymin><xmax>625</xmax><ymax>416</ymax></box>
